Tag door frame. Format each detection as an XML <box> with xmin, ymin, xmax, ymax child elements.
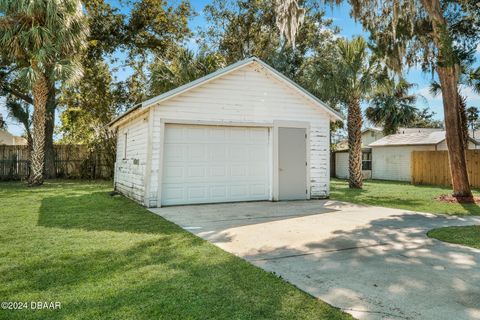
<box><xmin>157</xmin><ymin>119</ymin><xmax>274</xmax><ymax>206</ymax></box>
<box><xmin>272</xmin><ymin>120</ymin><xmax>310</xmax><ymax>201</ymax></box>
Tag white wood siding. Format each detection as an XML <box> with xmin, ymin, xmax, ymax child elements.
<box><xmin>362</xmin><ymin>131</ymin><xmax>384</xmax><ymax>147</ymax></box>
<box><xmin>371</xmin><ymin>145</ymin><xmax>435</xmax><ymax>181</ymax></box>
<box><xmin>335</xmin><ymin>152</ymin><xmax>372</xmax><ymax>180</ymax></box>
<box><xmin>114</xmin><ymin>115</ymin><xmax>149</xmax><ymax>203</ymax></box>
<box><xmin>335</xmin><ymin>152</ymin><xmax>348</xmax><ymax>179</ymax></box>
<box><xmin>436</xmin><ymin>140</ymin><xmax>476</xmax><ymax>150</ymax></box>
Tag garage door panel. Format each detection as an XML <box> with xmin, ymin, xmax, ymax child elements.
<box><xmin>249</xmin><ymin>165</ymin><xmax>268</xmax><ymax>177</ymax></box>
<box><xmin>187</xmin><ymin>145</ymin><xmax>207</xmax><ymax>161</ymax></box>
<box><xmin>164</xmin><ymin>144</ymin><xmax>184</xmax><ymax>161</ymax></box>
<box><xmin>187</xmin><ymin>166</ymin><xmax>206</xmax><ymax>178</ymax></box>
<box><xmin>249</xmin><ymin>145</ymin><xmax>268</xmax><ymax>161</ymax></box>
<box><xmin>209</xmin><ymin>127</ymin><xmax>227</xmax><ymax>140</ymax></box>
<box><xmin>209</xmin><ymin>166</ymin><xmax>226</xmax><ymax>177</ymax></box>
<box><xmin>250</xmin><ymin>183</ymin><xmax>269</xmax><ymax>196</ymax></box>
<box><xmin>210</xmin><ymin>185</ymin><xmax>227</xmax><ymax>198</ymax></box>
<box><xmin>162</xmin><ymin>185</ymin><xmax>184</xmax><ymax>203</ymax></box>
<box><xmin>164</xmin><ymin>166</ymin><xmax>183</xmax><ymax>179</ymax></box>
<box><xmin>230</xmin><ymin>165</ymin><xmax>247</xmax><ymax>177</ymax></box>
<box><xmin>187</xmin><ymin>186</ymin><xmax>207</xmax><ymax>201</ymax></box>
<box><xmin>228</xmin><ymin>145</ymin><xmax>248</xmax><ymax>161</ymax></box>
<box><xmin>164</xmin><ymin>126</ymin><xmax>185</xmax><ymax>142</ymax></box>
<box><xmin>162</xmin><ymin>124</ymin><xmax>270</xmax><ymax>205</ymax></box>
<box><xmin>208</xmin><ymin>145</ymin><xmax>227</xmax><ymax>161</ymax></box>
<box><xmin>250</xmin><ymin>128</ymin><xmax>269</xmax><ymax>143</ymax></box>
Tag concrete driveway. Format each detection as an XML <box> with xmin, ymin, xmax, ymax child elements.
<box><xmin>150</xmin><ymin>200</ymin><xmax>480</xmax><ymax>320</ymax></box>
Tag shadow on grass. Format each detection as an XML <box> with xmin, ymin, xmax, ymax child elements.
<box><xmin>37</xmin><ymin>191</ymin><xmax>178</xmax><ymax>235</ymax></box>
<box><xmin>457</xmin><ymin>201</ymin><xmax>480</xmax><ymax>215</ymax></box>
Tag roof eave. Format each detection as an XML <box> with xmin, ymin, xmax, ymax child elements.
<box><xmin>369</xmin><ymin>143</ymin><xmax>439</xmax><ymax>147</ymax></box>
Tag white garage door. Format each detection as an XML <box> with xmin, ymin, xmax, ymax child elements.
<box><xmin>161</xmin><ymin>124</ymin><xmax>270</xmax><ymax>205</ymax></box>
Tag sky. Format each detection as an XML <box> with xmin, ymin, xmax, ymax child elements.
<box><xmin>1</xmin><ymin>0</ymin><xmax>480</xmax><ymax>137</ymax></box>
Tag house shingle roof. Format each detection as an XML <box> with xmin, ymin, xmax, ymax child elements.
<box><xmin>369</xmin><ymin>131</ymin><xmax>447</xmax><ymax>147</ymax></box>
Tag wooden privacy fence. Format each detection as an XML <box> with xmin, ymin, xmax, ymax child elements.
<box><xmin>0</xmin><ymin>145</ymin><xmax>113</xmax><ymax>181</ymax></box>
<box><xmin>411</xmin><ymin>150</ymin><xmax>480</xmax><ymax>187</ymax></box>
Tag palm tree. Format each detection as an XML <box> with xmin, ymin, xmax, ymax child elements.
<box><xmin>366</xmin><ymin>78</ymin><xmax>418</xmax><ymax>135</ymax></box>
<box><xmin>467</xmin><ymin>106</ymin><xmax>479</xmax><ymax>139</ymax></box>
<box><xmin>149</xmin><ymin>49</ymin><xmax>225</xmax><ymax>96</ymax></box>
<box><xmin>0</xmin><ymin>113</ymin><xmax>6</xmax><ymax>130</ymax></box>
<box><xmin>0</xmin><ymin>0</ymin><xmax>88</xmax><ymax>185</ymax></box>
<box><xmin>313</xmin><ymin>37</ymin><xmax>378</xmax><ymax>188</ymax></box>
<box><xmin>5</xmin><ymin>98</ymin><xmax>33</xmax><ymax>153</ymax></box>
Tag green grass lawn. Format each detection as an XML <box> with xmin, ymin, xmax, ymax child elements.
<box><xmin>428</xmin><ymin>226</ymin><xmax>480</xmax><ymax>249</ymax></box>
<box><xmin>0</xmin><ymin>180</ymin><xmax>351</xmax><ymax>320</ymax></box>
<box><xmin>330</xmin><ymin>179</ymin><xmax>480</xmax><ymax>216</ymax></box>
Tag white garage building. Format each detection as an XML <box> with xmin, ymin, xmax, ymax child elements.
<box><xmin>109</xmin><ymin>57</ymin><xmax>342</xmax><ymax>207</ymax></box>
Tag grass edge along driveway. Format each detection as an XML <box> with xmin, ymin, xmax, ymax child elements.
<box><xmin>428</xmin><ymin>226</ymin><xmax>480</xmax><ymax>249</ymax></box>
<box><xmin>330</xmin><ymin>178</ymin><xmax>480</xmax><ymax>216</ymax></box>
<box><xmin>0</xmin><ymin>180</ymin><xmax>352</xmax><ymax>320</ymax></box>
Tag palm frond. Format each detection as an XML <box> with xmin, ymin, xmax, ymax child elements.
<box><xmin>429</xmin><ymin>81</ymin><xmax>442</xmax><ymax>97</ymax></box>
<box><xmin>0</xmin><ymin>0</ymin><xmax>89</xmax><ymax>87</ymax></box>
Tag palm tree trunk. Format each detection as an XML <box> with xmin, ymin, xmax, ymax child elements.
<box><xmin>44</xmin><ymin>84</ymin><xmax>56</xmax><ymax>179</ymax></box>
<box><xmin>458</xmin><ymin>93</ymin><xmax>469</xmax><ymax>150</ymax></box>
<box><xmin>29</xmin><ymin>74</ymin><xmax>49</xmax><ymax>186</ymax></box>
<box><xmin>348</xmin><ymin>97</ymin><xmax>363</xmax><ymax>188</ymax></box>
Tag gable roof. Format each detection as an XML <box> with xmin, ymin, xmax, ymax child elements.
<box><xmin>369</xmin><ymin>131</ymin><xmax>479</xmax><ymax>147</ymax></box>
<box><xmin>109</xmin><ymin>57</ymin><xmax>343</xmax><ymax>127</ymax></box>
<box><xmin>361</xmin><ymin>127</ymin><xmax>383</xmax><ymax>134</ymax></box>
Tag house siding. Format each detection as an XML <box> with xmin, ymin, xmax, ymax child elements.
<box><xmin>436</xmin><ymin>140</ymin><xmax>477</xmax><ymax>150</ymax></box>
<box><xmin>362</xmin><ymin>131</ymin><xmax>384</xmax><ymax>147</ymax></box>
<box><xmin>335</xmin><ymin>152</ymin><xmax>348</xmax><ymax>179</ymax></box>
<box><xmin>114</xmin><ymin>115</ymin><xmax>149</xmax><ymax>203</ymax></box>
<box><xmin>371</xmin><ymin>145</ymin><xmax>436</xmax><ymax>181</ymax></box>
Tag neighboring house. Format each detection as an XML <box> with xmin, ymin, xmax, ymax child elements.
<box><xmin>109</xmin><ymin>57</ymin><xmax>342</xmax><ymax>207</ymax></box>
<box><xmin>334</xmin><ymin>127</ymin><xmax>441</xmax><ymax>179</ymax></box>
<box><xmin>370</xmin><ymin>131</ymin><xmax>479</xmax><ymax>181</ymax></box>
<box><xmin>334</xmin><ymin>127</ymin><xmax>444</xmax><ymax>179</ymax></box>
<box><xmin>335</xmin><ymin>127</ymin><xmax>384</xmax><ymax>151</ymax></box>
<box><xmin>334</xmin><ymin>127</ymin><xmax>384</xmax><ymax>179</ymax></box>
<box><xmin>0</xmin><ymin>130</ymin><xmax>27</xmax><ymax>145</ymax></box>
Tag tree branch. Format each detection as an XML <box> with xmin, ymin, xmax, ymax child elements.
<box><xmin>0</xmin><ymin>82</ymin><xmax>33</xmax><ymax>105</ymax></box>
